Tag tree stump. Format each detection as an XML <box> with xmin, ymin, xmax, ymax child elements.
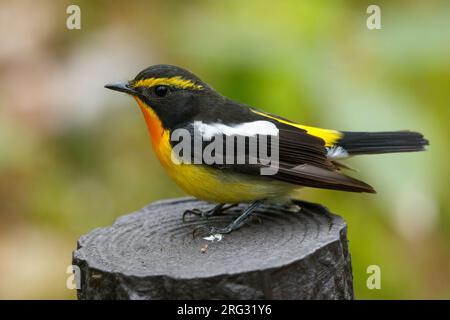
<box><xmin>73</xmin><ymin>197</ymin><xmax>354</xmax><ymax>299</ymax></box>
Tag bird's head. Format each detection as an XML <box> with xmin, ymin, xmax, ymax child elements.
<box><xmin>105</xmin><ymin>64</ymin><xmax>213</xmax><ymax>129</ymax></box>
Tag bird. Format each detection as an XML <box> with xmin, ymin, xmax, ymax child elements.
<box><xmin>105</xmin><ymin>64</ymin><xmax>428</xmax><ymax>236</ymax></box>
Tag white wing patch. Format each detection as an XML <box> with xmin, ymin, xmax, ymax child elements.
<box><xmin>326</xmin><ymin>146</ymin><xmax>349</xmax><ymax>159</ymax></box>
<box><xmin>193</xmin><ymin>120</ymin><xmax>279</xmax><ymax>139</ymax></box>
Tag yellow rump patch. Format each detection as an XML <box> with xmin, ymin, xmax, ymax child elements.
<box><xmin>133</xmin><ymin>76</ymin><xmax>203</xmax><ymax>90</ymax></box>
<box><xmin>251</xmin><ymin>109</ymin><xmax>342</xmax><ymax>147</ymax></box>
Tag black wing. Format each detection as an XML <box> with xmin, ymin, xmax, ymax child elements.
<box><xmin>171</xmin><ymin>120</ymin><xmax>375</xmax><ymax>193</ymax></box>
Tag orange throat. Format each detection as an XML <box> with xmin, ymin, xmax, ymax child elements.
<box><xmin>134</xmin><ymin>97</ymin><xmax>164</xmax><ymax>145</ymax></box>
<box><xmin>134</xmin><ymin>97</ymin><xmax>172</xmax><ymax>167</ymax></box>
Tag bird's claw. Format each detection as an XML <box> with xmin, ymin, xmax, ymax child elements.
<box><xmin>182</xmin><ymin>208</ymin><xmax>203</xmax><ymax>222</ymax></box>
<box><xmin>183</xmin><ymin>204</ymin><xmax>237</xmax><ymax>222</ymax></box>
<box><xmin>192</xmin><ymin>225</ymin><xmax>213</xmax><ymax>238</ymax></box>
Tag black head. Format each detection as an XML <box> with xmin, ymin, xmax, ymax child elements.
<box><xmin>105</xmin><ymin>64</ymin><xmax>216</xmax><ymax>129</ymax></box>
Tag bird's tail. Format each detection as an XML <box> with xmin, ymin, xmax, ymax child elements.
<box><xmin>334</xmin><ymin>131</ymin><xmax>429</xmax><ymax>156</ymax></box>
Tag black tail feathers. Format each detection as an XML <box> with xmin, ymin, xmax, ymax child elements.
<box><xmin>337</xmin><ymin>131</ymin><xmax>429</xmax><ymax>156</ymax></box>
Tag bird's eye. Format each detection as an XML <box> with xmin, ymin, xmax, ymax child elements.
<box><xmin>154</xmin><ymin>85</ymin><xmax>169</xmax><ymax>97</ymax></box>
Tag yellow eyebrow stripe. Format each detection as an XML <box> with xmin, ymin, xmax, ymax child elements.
<box><xmin>251</xmin><ymin>109</ymin><xmax>342</xmax><ymax>147</ymax></box>
<box><xmin>133</xmin><ymin>76</ymin><xmax>203</xmax><ymax>90</ymax></box>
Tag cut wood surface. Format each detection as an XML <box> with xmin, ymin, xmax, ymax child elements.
<box><xmin>73</xmin><ymin>197</ymin><xmax>354</xmax><ymax>299</ymax></box>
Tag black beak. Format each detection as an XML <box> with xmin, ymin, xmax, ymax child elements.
<box><xmin>104</xmin><ymin>82</ymin><xmax>137</xmax><ymax>95</ymax></box>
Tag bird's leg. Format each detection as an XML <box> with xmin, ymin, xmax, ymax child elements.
<box><xmin>193</xmin><ymin>200</ymin><xmax>264</xmax><ymax>237</ymax></box>
<box><xmin>182</xmin><ymin>203</ymin><xmax>238</xmax><ymax>222</ymax></box>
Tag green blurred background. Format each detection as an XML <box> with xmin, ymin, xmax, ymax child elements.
<box><xmin>0</xmin><ymin>0</ymin><xmax>449</xmax><ymax>299</ymax></box>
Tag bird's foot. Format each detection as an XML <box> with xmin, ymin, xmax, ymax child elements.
<box><xmin>182</xmin><ymin>203</ymin><xmax>237</xmax><ymax>222</ymax></box>
<box><xmin>191</xmin><ymin>200</ymin><xmax>264</xmax><ymax>239</ymax></box>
